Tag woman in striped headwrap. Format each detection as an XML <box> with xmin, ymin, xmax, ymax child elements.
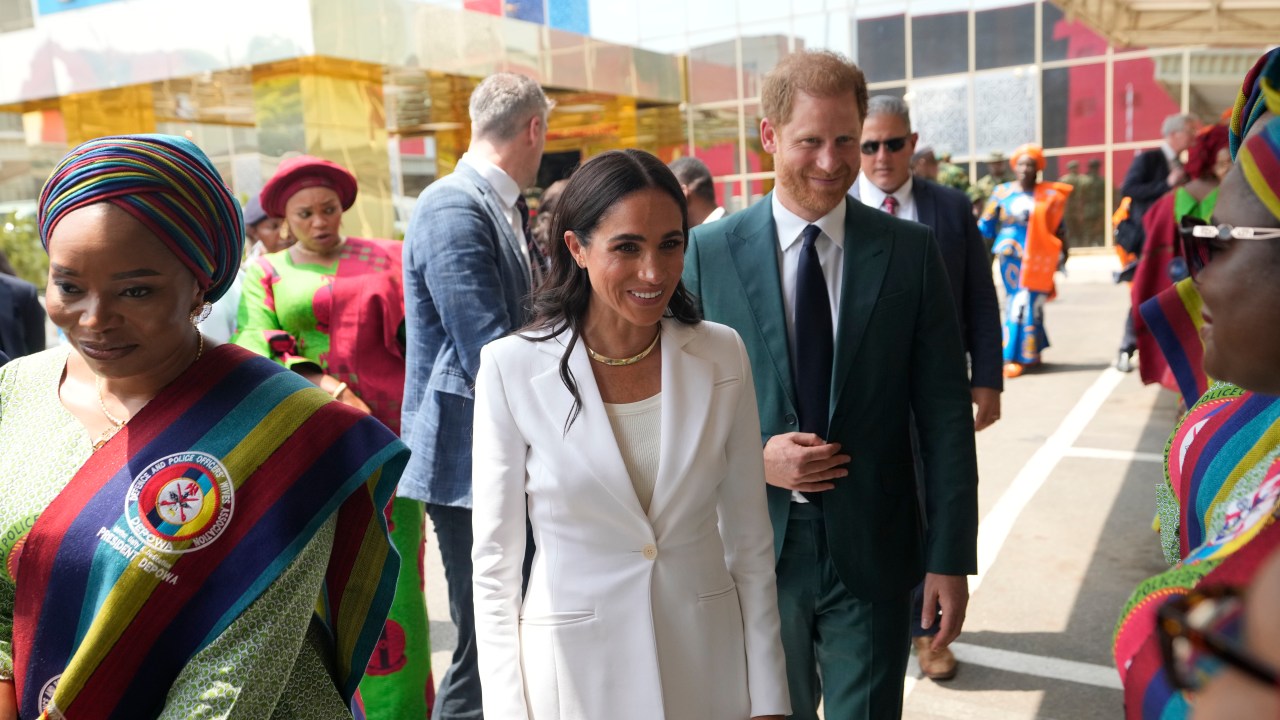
<box><xmin>0</xmin><ymin>134</ymin><xmax>405</xmax><ymax>719</ymax></box>
<box><xmin>1114</xmin><ymin>96</ymin><xmax>1280</xmax><ymax>719</ymax></box>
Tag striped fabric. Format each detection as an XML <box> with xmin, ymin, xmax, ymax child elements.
<box><xmin>1239</xmin><ymin>114</ymin><xmax>1280</xmax><ymax>222</ymax></box>
<box><xmin>1139</xmin><ymin>278</ymin><xmax>1208</xmax><ymax>409</ymax></box>
<box><xmin>11</xmin><ymin>344</ymin><xmax>404</xmax><ymax>719</ymax></box>
<box><xmin>1229</xmin><ymin>48</ymin><xmax>1280</xmax><ymax>160</ymax></box>
<box><xmin>37</xmin><ymin>134</ymin><xmax>244</xmax><ymax>302</ymax></box>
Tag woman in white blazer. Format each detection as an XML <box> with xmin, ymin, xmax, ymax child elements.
<box><xmin>471</xmin><ymin>150</ymin><xmax>789</xmax><ymax>720</ymax></box>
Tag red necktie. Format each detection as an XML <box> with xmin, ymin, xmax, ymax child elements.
<box><xmin>882</xmin><ymin>195</ymin><xmax>899</xmax><ymax>216</ymax></box>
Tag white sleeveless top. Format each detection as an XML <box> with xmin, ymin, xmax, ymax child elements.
<box><xmin>603</xmin><ymin>392</ymin><xmax>662</xmax><ymax>514</ymax></box>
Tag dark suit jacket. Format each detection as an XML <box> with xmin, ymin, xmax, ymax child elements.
<box><xmin>400</xmin><ymin>162</ymin><xmax>533</xmax><ymax>508</ymax></box>
<box><xmin>850</xmin><ymin>178</ymin><xmax>1003</xmax><ymax>391</ymax></box>
<box><xmin>1121</xmin><ymin>147</ymin><xmax>1173</xmax><ymax>244</ymax></box>
<box><xmin>0</xmin><ymin>273</ymin><xmax>46</xmax><ymax>360</ymax></box>
<box><xmin>684</xmin><ymin>195</ymin><xmax>979</xmax><ymax>601</ymax></box>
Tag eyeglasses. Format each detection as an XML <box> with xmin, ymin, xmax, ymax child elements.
<box><xmin>1157</xmin><ymin>586</ymin><xmax>1280</xmax><ymax>692</ymax></box>
<box><xmin>1177</xmin><ymin>216</ymin><xmax>1280</xmax><ymax>280</ymax></box>
<box><xmin>860</xmin><ymin>136</ymin><xmax>910</xmax><ymax>155</ymax></box>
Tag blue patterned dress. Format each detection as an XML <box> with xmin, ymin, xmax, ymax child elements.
<box><xmin>979</xmin><ymin>182</ymin><xmax>1055</xmax><ymax>365</ymax></box>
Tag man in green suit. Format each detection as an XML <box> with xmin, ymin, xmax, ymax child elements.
<box><xmin>683</xmin><ymin>50</ymin><xmax>979</xmax><ymax>720</ymax></box>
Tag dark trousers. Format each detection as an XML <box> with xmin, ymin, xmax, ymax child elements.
<box><xmin>777</xmin><ymin>502</ymin><xmax>912</xmax><ymax>720</ymax></box>
<box><xmin>426</xmin><ymin>503</ymin><xmax>483</xmax><ymax>720</ymax></box>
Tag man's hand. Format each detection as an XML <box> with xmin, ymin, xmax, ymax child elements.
<box><xmin>921</xmin><ymin>573</ymin><xmax>969</xmax><ymax>650</ymax></box>
<box><xmin>763</xmin><ymin>433</ymin><xmax>849</xmax><ymax>493</ymax></box>
<box><xmin>972</xmin><ymin>387</ymin><xmax>1001</xmax><ymax>431</ymax></box>
<box><xmin>1167</xmin><ymin>167</ymin><xmax>1188</xmax><ymax>188</ymax></box>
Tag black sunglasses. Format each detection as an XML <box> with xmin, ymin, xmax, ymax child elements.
<box><xmin>1157</xmin><ymin>585</ymin><xmax>1280</xmax><ymax>692</ymax></box>
<box><xmin>1178</xmin><ymin>216</ymin><xmax>1280</xmax><ymax>280</ymax></box>
<box><xmin>860</xmin><ymin>136</ymin><xmax>910</xmax><ymax>155</ymax></box>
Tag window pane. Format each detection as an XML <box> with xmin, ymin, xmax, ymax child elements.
<box><xmin>974</xmin><ymin>69</ymin><xmax>1036</xmax><ymax>159</ymax></box>
<box><xmin>908</xmin><ymin>76</ymin><xmax>970</xmax><ymax>159</ymax></box>
<box><xmin>974</xmin><ymin>4</ymin><xmax>1034</xmax><ymax>70</ymax></box>
<box><xmin>856</xmin><ymin>14</ymin><xmax>906</xmax><ymax>83</ymax></box>
<box><xmin>1042</xmin><ymin>1</ymin><xmax>1108</xmax><ymax>62</ymax></box>
<box><xmin>744</xmin><ymin>101</ymin><xmax>772</xmax><ymax>175</ymax></box>
<box><xmin>691</xmin><ymin>104</ymin><xmax>741</xmax><ymax>177</ymax></box>
<box><xmin>688</xmin><ymin>37</ymin><xmax>738</xmax><ymax>104</ymax></box>
<box><xmin>792</xmin><ymin>11</ymin><xmax>852</xmax><ymax>56</ymax></box>
<box><xmin>740</xmin><ymin>32</ymin><xmax>790</xmax><ymax>99</ymax></box>
<box><xmin>1113</xmin><ymin>56</ymin><xmax>1182</xmax><ymax>144</ymax></box>
<box><xmin>912</xmin><ymin>12</ymin><xmax>969</xmax><ymax>78</ymax></box>
<box><xmin>1042</xmin><ymin>63</ymin><xmax>1105</xmax><ymax>150</ymax></box>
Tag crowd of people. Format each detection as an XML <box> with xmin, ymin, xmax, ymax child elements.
<box><xmin>0</xmin><ymin>39</ymin><xmax>1274</xmax><ymax>720</ymax></box>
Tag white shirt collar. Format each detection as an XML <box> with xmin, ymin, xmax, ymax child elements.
<box><xmin>1160</xmin><ymin>142</ymin><xmax>1179</xmax><ymax>165</ymax></box>
<box><xmin>459</xmin><ymin>151</ymin><xmax>522</xmax><ymax>209</ymax></box>
<box><xmin>704</xmin><ymin>206</ymin><xmax>726</xmax><ymax>224</ymax></box>
<box><xmin>856</xmin><ymin>173</ymin><xmax>913</xmax><ymax>211</ymax></box>
<box><xmin>772</xmin><ymin>192</ymin><xmax>846</xmax><ymax>253</ymax></box>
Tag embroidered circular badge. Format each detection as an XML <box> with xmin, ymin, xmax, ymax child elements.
<box><xmin>125</xmin><ymin>452</ymin><xmax>234</xmax><ymax>553</ymax></box>
<box><xmin>39</xmin><ymin>673</ymin><xmax>60</xmax><ymax>713</ymax></box>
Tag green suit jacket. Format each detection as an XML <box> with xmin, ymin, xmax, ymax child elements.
<box><xmin>684</xmin><ymin>194</ymin><xmax>979</xmax><ymax>602</ymax></box>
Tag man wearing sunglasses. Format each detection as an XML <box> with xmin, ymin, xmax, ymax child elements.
<box><xmin>849</xmin><ymin>95</ymin><xmax>1002</xmax><ymax>682</ymax></box>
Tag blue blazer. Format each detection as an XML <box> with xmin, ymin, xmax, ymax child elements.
<box><xmin>0</xmin><ymin>273</ymin><xmax>46</xmax><ymax>361</ymax></box>
<box><xmin>850</xmin><ymin>178</ymin><xmax>1003</xmax><ymax>391</ymax></box>
<box><xmin>400</xmin><ymin>162</ymin><xmax>533</xmax><ymax>507</ymax></box>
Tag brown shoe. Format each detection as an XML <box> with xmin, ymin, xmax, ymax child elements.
<box><xmin>913</xmin><ymin>636</ymin><xmax>958</xmax><ymax>681</ymax></box>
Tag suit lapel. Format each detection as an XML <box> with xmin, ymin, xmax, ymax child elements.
<box><xmin>647</xmin><ymin>320</ymin><xmax>712</xmax><ymax>521</ymax></box>
<box><xmin>458</xmin><ymin>163</ymin><xmax>531</xmax><ymax>296</ymax></box>
<box><xmin>832</xmin><ymin>198</ymin><xmax>892</xmax><ymax>406</ymax></box>
<box><xmin>915</xmin><ymin>179</ymin><xmax>938</xmax><ymax>231</ymax></box>
<box><xmin>725</xmin><ymin>198</ymin><xmax>796</xmax><ymax>409</ymax></box>
<box><xmin>530</xmin><ymin>337</ymin><xmax>648</xmax><ymax>522</ymax></box>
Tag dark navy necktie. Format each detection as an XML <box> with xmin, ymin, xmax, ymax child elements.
<box><xmin>794</xmin><ymin>224</ymin><xmax>833</xmax><ymax>506</ymax></box>
<box><xmin>795</xmin><ymin>223</ymin><xmax>833</xmax><ymax>435</ymax></box>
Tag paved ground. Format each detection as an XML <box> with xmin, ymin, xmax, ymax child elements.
<box><xmin>420</xmin><ymin>251</ymin><xmax>1172</xmax><ymax>719</ymax></box>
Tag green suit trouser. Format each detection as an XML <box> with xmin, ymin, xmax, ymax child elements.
<box><xmin>777</xmin><ymin>501</ymin><xmax>912</xmax><ymax>720</ymax></box>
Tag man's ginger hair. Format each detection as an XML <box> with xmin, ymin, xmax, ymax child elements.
<box><xmin>761</xmin><ymin>50</ymin><xmax>869</xmax><ymax>128</ymax></box>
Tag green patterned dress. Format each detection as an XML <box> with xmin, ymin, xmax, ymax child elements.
<box><xmin>0</xmin><ymin>348</ymin><xmax>349</xmax><ymax>719</ymax></box>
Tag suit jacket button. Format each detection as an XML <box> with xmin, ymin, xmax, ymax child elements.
<box><xmin>642</xmin><ymin>544</ymin><xmax>658</xmax><ymax>560</ymax></box>
<box><xmin>785</xmin><ymin>413</ymin><xmax>797</xmax><ymax>425</ymax></box>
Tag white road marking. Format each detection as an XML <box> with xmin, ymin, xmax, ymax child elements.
<box><xmin>905</xmin><ymin>367</ymin><xmax>1129</xmax><ymax>703</ymax></box>
<box><xmin>949</xmin><ymin>642</ymin><xmax>1122</xmax><ymax>690</ymax></box>
<box><xmin>1063</xmin><ymin>447</ymin><xmax>1164</xmax><ymax>464</ymax></box>
<box><xmin>972</xmin><ymin>368</ymin><xmax>1128</xmax><ymax>595</ymax></box>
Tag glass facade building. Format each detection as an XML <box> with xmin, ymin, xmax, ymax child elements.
<box><xmin>0</xmin><ymin>0</ymin><xmax>1270</xmax><ymax>246</ymax></box>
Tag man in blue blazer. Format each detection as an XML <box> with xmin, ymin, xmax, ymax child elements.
<box><xmin>0</xmin><ymin>268</ymin><xmax>46</xmax><ymax>361</ymax></box>
<box><xmin>400</xmin><ymin>72</ymin><xmax>549</xmax><ymax>720</ymax></box>
<box><xmin>684</xmin><ymin>51</ymin><xmax>979</xmax><ymax>720</ymax></box>
<box><xmin>850</xmin><ymin>95</ymin><xmax>1002</xmax><ymax>680</ymax></box>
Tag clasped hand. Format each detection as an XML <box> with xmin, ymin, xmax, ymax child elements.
<box><xmin>763</xmin><ymin>433</ymin><xmax>850</xmax><ymax>493</ymax></box>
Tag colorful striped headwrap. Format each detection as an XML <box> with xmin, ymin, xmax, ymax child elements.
<box><xmin>1239</xmin><ymin>116</ymin><xmax>1280</xmax><ymax>222</ymax></box>
<box><xmin>1229</xmin><ymin>48</ymin><xmax>1280</xmax><ymax>161</ymax></box>
<box><xmin>37</xmin><ymin>134</ymin><xmax>244</xmax><ymax>303</ymax></box>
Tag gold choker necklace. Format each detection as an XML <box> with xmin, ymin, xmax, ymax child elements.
<box><xmin>585</xmin><ymin>329</ymin><xmax>660</xmax><ymax>367</ymax></box>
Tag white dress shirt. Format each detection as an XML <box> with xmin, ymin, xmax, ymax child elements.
<box><xmin>458</xmin><ymin>152</ymin><xmax>532</xmax><ymax>270</ymax></box>
<box><xmin>856</xmin><ymin>173</ymin><xmax>918</xmax><ymax>222</ymax></box>
<box><xmin>772</xmin><ymin>193</ymin><xmax>845</xmax><ymax>503</ymax></box>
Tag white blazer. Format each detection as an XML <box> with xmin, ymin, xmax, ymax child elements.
<box><xmin>472</xmin><ymin>318</ymin><xmax>790</xmax><ymax>720</ymax></box>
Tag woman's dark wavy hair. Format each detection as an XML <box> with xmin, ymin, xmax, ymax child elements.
<box><xmin>520</xmin><ymin>149</ymin><xmax>701</xmax><ymax>432</ymax></box>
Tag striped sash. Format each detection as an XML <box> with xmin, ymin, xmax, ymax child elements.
<box><xmin>1140</xmin><ymin>278</ymin><xmax>1209</xmax><ymax>408</ymax></box>
<box><xmin>12</xmin><ymin>344</ymin><xmax>404</xmax><ymax>719</ymax></box>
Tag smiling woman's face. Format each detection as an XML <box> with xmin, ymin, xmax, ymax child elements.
<box><xmin>45</xmin><ymin>203</ymin><xmax>202</xmax><ymax>380</ymax></box>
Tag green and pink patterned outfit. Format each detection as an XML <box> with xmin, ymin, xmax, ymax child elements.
<box><xmin>234</xmin><ymin>236</ymin><xmax>434</xmax><ymax>718</ymax></box>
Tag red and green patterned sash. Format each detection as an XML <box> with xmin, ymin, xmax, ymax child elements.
<box><xmin>11</xmin><ymin>344</ymin><xmax>405</xmax><ymax>719</ymax></box>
